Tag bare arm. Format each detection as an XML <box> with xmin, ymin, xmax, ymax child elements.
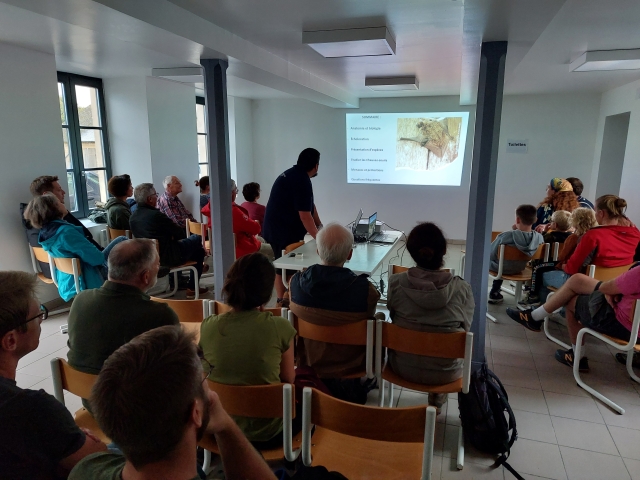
<box><xmin>279</xmin><ymin>339</ymin><xmax>295</xmax><ymax>384</ymax></box>
<box><xmin>207</xmin><ymin>392</ymin><xmax>276</xmax><ymax>480</ymax></box>
<box><xmin>298</xmin><ymin>211</ymin><xmax>319</xmax><ymax>238</ymax></box>
<box><xmin>599</xmin><ymin>278</ymin><xmax>623</xmax><ymax>307</ymax></box>
<box><xmin>312</xmin><ymin>205</ymin><xmax>322</xmax><ymax>228</ymax></box>
<box><xmin>57</xmin><ymin>431</ymin><xmax>107</xmax><ymax>473</ymax></box>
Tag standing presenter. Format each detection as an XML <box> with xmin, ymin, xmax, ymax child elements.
<box><xmin>263</xmin><ymin>148</ymin><xmax>323</xmax><ymax>305</ymax></box>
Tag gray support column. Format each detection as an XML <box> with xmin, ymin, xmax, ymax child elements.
<box><xmin>201</xmin><ymin>59</ymin><xmax>234</xmax><ymax>299</ymax></box>
<box><xmin>463</xmin><ymin>41</ymin><xmax>508</xmax><ymax>371</ymax></box>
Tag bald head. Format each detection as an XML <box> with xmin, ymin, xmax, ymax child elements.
<box><xmin>108</xmin><ymin>239</ymin><xmax>159</xmax><ymax>289</ymax></box>
<box><xmin>316</xmin><ymin>223</ymin><xmax>354</xmax><ymax>267</ymax></box>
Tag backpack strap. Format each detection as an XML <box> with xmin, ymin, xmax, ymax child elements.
<box><xmin>485</xmin><ymin>376</ymin><xmax>518</xmax><ymax>450</ymax></box>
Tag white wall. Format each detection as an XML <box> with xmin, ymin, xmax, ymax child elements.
<box><xmin>146</xmin><ymin>77</ymin><xmax>200</xmax><ymax>216</ymax></box>
<box><xmin>591</xmin><ymin>79</ymin><xmax>640</xmax><ymax>225</ymax></box>
<box><xmin>0</xmin><ymin>43</ymin><xmax>66</xmax><ymax>298</ymax></box>
<box><xmin>103</xmin><ymin>77</ymin><xmax>153</xmax><ymax>187</ymax></box>
<box><xmin>492</xmin><ymin>94</ymin><xmax>601</xmax><ymax>231</ymax></box>
<box><xmin>232</xmin><ymin>96</ymin><xmax>255</xmax><ymax>196</ymax></box>
<box><xmin>251</xmin><ymin>97</ymin><xmax>476</xmax><ymax>240</ymax></box>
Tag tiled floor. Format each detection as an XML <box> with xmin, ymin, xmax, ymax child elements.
<box><xmin>18</xmin><ymin>287</ymin><xmax>640</xmax><ymax>480</ymax></box>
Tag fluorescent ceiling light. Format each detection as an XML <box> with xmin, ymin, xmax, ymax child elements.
<box><xmin>365</xmin><ymin>76</ymin><xmax>418</xmax><ymax>91</ymax></box>
<box><xmin>571</xmin><ymin>49</ymin><xmax>640</xmax><ymax>72</ymax></box>
<box><xmin>303</xmin><ymin>27</ymin><xmax>395</xmax><ymax>58</ymax></box>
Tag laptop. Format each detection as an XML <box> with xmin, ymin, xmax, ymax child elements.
<box><xmin>367</xmin><ymin>212</ymin><xmax>396</xmax><ymax>244</ymax></box>
<box><xmin>352</xmin><ymin>208</ymin><xmax>363</xmax><ymax>235</ymax></box>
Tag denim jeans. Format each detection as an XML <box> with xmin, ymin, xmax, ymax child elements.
<box><xmin>540</xmin><ymin>270</ymin><xmax>571</xmax><ymax>303</ymax></box>
<box><xmin>178</xmin><ymin>234</ymin><xmax>206</xmax><ymax>289</ymax></box>
<box><xmin>98</xmin><ymin>236</ymin><xmax>128</xmax><ymax>278</ymax></box>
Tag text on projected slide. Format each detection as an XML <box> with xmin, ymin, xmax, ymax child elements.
<box><xmin>346</xmin><ymin>112</ymin><xmax>469</xmax><ymax>186</ymax></box>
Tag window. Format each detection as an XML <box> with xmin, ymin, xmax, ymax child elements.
<box><xmin>196</xmin><ymin>97</ymin><xmax>208</xmax><ymax>178</ymax></box>
<box><xmin>58</xmin><ymin>72</ymin><xmax>112</xmax><ymax>218</ymax></box>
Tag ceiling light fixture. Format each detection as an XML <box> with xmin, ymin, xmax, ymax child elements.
<box><xmin>302</xmin><ymin>27</ymin><xmax>395</xmax><ymax>58</ymax></box>
<box><xmin>570</xmin><ymin>49</ymin><xmax>640</xmax><ymax>72</ymax></box>
<box><xmin>365</xmin><ymin>76</ymin><xmax>418</xmax><ymax>91</ymax></box>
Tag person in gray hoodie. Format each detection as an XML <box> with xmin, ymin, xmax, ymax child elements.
<box><xmin>488</xmin><ymin>204</ymin><xmax>544</xmax><ymax>304</ymax></box>
<box><xmin>105</xmin><ymin>174</ymin><xmax>133</xmax><ymax>230</ymax></box>
<box><xmin>388</xmin><ymin>222</ymin><xmax>474</xmax><ymax>411</ymax></box>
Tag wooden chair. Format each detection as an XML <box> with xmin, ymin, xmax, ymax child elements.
<box><xmin>48</xmin><ymin>255</ymin><xmax>83</xmax><ymax>297</ymax></box>
<box><xmin>280</xmin><ymin>240</ymin><xmax>305</xmax><ymax>280</ymax></box>
<box><xmin>491</xmin><ymin>231</ymin><xmax>501</xmax><ymax>242</ymax></box>
<box><xmin>199</xmin><ymin>381</ymin><xmax>300</xmax><ymax>471</ymax></box>
<box><xmin>488</xmin><ymin>243</ymin><xmax>548</xmax><ymax>304</ymax></box>
<box><xmin>288</xmin><ymin>312</ymin><xmax>374</xmax><ymax>379</ymax></box>
<box><xmin>375</xmin><ymin>321</ymin><xmax>472</xmax><ymax>470</ymax></box>
<box><xmin>575</xmin><ymin>299</ymin><xmax>640</xmax><ymax>415</ymax></box>
<box><xmin>50</xmin><ymin>358</ymin><xmax>110</xmax><ymax>443</ymax></box>
<box><xmin>106</xmin><ymin>227</ymin><xmax>132</xmax><ymax>241</ymax></box>
<box><xmin>29</xmin><ymin>245</ymin><xmax>53</xmax><ymax>285</ymax></box>
<box><xmin>543</xmin><ymin>263</ymin><xmax>635</xmax><ymax>350</ymax></box>
<box><xmin>150</xmin><ymin>297</ymin><xmax>209</xmax><ymax>322</ymax></box>
<box><xmin>150</xmin><ymin>239</ymin><xmax>201</xmax><ymax>299</ymax></box>
<box><xmin>301</xmin><ymin>387</ymin><xmax>437</xmax><ymax>480</ymax></box>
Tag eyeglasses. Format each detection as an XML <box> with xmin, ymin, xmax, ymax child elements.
<box><xmin>16</xmin><ymin>305</ymin><xmax>48</xmax><ymax>331</ymax></box>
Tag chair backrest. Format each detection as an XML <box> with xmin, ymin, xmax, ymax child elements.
<box><xmin>150</xmin><ymin>297</ymin><xmax>208</xmax><ymax>322</ymax></box>
<box><xmin>587</xmin><ymin>264</ymin><xmax>634</xmax><ymax>282</ymax></box>
<box><xmin>48</xmin><ymin>255</ymin><xmax>82</xmax><ymax>294</ymax></box>
<box><xmin>497</xmin><ymin>243</ymin><xmax>546</xmax><ymax>262</ymax></box>
<box><xmin>391</xmin><ymin>264</ymin><xmax>409</xmax><ymax>275</ymax></box>
<box><xmin>207</xmin><ymin>380</ymin><xmax>293</xmax><ymax>418</ymax></box>
<box><xmin>29</xmin><ymin>245</ymin><xmax>54</xmax><ymax>284</ymax></box>
<box><xmin>376</xmin><ymin>321</ymin><xmax>473</xmax><ymax>393</ymax></box>
<box><xmin>107</xmin><ymin>227</ymin><xmax>132</xmax><ymax>241</ymax></box>
<box><xmin>491</xmin><ymin>231</ymin><xmax>501</xmax><ymax>242</ymax></box>
<box><xmin>50</xmin><ymin>358</ymin><xmax>97</xmax><ymax>403</ymax></box>
<box><xmin>304</xmin><ymin>387</ymin><xmax>428</xmax><ymax>443</ymax></box>
<box><xmin>186</xmin><ymin>219</ymin><xmax>209</xmax><ymax>252</ymax></box>
<box><xmin>552</xmin><ymin>242</ymin><xmax>561</xmax><ymax>261</ymax></box>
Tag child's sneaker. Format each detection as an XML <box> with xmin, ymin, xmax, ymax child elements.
<box><xmin>488</xmin><ymin>291</ymin><xmax>503</xmax><ymax>304</ymax></box>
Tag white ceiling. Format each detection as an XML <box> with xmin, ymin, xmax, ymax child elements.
<box><xmin>1</xmin><ymin>0</ymin><xmax>640</xmax><ymax>106</ymax></box>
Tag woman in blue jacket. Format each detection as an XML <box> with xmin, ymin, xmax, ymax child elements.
<box><xmin>24</xmin><ymin>195</ymin><xmax>126</xmax><ymax>301</ymax></box>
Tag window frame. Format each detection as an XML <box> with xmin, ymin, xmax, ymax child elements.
<box><xmin>58</xmin><ymin>72</ymin><xmax>112</xmax><ymax>218</ymax></box>
<box><xmin>196</xmin><ymin>96</ymin><xmax>208</xmax><ymax>178</ymax></box>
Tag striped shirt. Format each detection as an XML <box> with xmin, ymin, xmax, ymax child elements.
<box><xmin>157</xmin><ymin>192</ymin><xmax>195</xmax><ymax>228</ymax></box>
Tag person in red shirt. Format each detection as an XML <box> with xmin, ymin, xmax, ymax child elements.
<box><xmin>202</xmin><ymin>180</ymin><xmax>261</xmax><ymax>259</ymax></box>
<box><xmin>240</xmin><ymin>182</ymin><xmax>266</xmax><ymax>235</ymax></box>
<box><xmin>563</xmin><ymin>195</ymin><xmax>640</xmax><ymax>275</ymax></box>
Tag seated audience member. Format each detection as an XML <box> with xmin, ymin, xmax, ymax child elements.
<box><xmin>0</xmin><ymin>271</ymin><xmax>106</xmax><ymax>478</ymax></box>
<box><xmin>23</xmin><ymin>195</ymin><xmax>126</xmax><ymax>302</ymax></box>
<box><xmin>289</xmin><ymin>222</ymin><xmax>380</xmax><ymax>403</ymax></box>
<box><xmin>489</xmin><ymin>205</ymin><xmax>544</xmax><ymax>304</ymax></box>
<box><xmin>105</xmin><ymin>174</ymin><xmax>133</xmax><ymax>230</ymax></box>
<box><xmin>67</xmin><ymin>239</ymin><xmax>179</xmax><ymax>409</ymax></box>
<box><xmin>527</xmin><ymin>207</ymin><xmax>597</xmax><ymax>304</ymax></box>
<box><xmin>534</xmin><ymin>178</ymin><xmax>580</xmax><ymax>232</ymax></box>
<box><xmin>387</xmin><ymin>223</ymin><xmax>474</xmax><ymax>412</ymax></box>
<box><xmin>69</xmin><ymin>326</ymin><xmax>276</xmax><ymax>480</ymax></box>
<box><xmin>199</xmin><ymin>253</ymin><xmax>296</xmax><ymax>449</ymax></box>
<box><xmin>507</xmin><ymin>266</ymin><xmax>640</xmax><ymax>371</ymax></box>
<box><xmin>543</xmin><ymin>210</ymin><xmax>572</xmax><ymax>245</ymax></box>
<box><xmin>29</xmin><ymin>175</ymin><xmax>103</xmax><ymax>250</ymax></box>
<box><xmin>195</xmin><ymin>175</ymin><xmax>210</xmax><ymax>210</ymax></box>
<box><xmin>130</xmin><ymin>183</ymin><xmax>207</xmax><ymax>298</ymax></box>
<box><xmin>561</xmin><ymin>195</ymin><xmax>640</xmax><ymax>276</ymax></box>
<box><xmin>241</xmin><ymin>182</ymin><xmax>266</xmax><ymax>233</ymax></box>
<box><xmin>566</xmin><ymin>176</ymin><xmax>595</xmax><ymax>210</ymax></box>
<box><xmin>202</xmin><ymin>179</ymin><xmax>262</xmax><ymax>259</ymax></box>
<box><xmin>157</xmin><ymin>175</ymin><xmax>196</xmax><ymax>228</ymax></box>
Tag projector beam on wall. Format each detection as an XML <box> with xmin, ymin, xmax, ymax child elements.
<box><xmin>571</xmin><ymin>49</ymin><xmax>640</xmax><ymax>72</ymax></box>
<box><xmin>302</xmin><ymin>27</ymin><xmax>396</xmax><ymax>58</ymax></box>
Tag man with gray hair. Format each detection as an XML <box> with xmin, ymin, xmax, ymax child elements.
<box><xmin>67</xmin><ymin>239</ymin><xmax>179</xmax><ymax>410</ymax></box>
<box><xmin>157</xmin><ymin>175</ymin><xmax>195</xmax><ymax>228</ymax></box>
<box><xmin>289</xmin><ymin>222</ymin><xmax>380</xmax><ymax>403</ymax></box>
<box><xmin>130</xmin><ymin>183</ymin><xmax>208</xmax><ymax>298</ymax></box>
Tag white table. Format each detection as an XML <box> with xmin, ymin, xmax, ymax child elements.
<box><xmin>273</xmin><ymin>231</ymin><xmax>404</xmax><ymax>276</ymax></box>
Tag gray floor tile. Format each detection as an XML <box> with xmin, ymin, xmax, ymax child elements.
<box><xmin>513</xmin><ymin>409</ymin><xmax>557</xmax><ymax>444</ymax></box>
<box><xmin>492</xmin><ymin>349</ymin><xmax>536</xmax><ymax>370</ymax></box>
<box><xmin>560</xmin><ymin>446</ymin><xmax>630</xmax><ymax>480</ymax></box>
<box><xmin>537</xmin><ymin>371</ymin><xmax>591</xmax><ymax>398</ymax></box>
<box><xmin>624</xmin><ymin>457</ymin><xmax>640</xmax><ymax>480</ymax></box>
<box><xmin>550</xmin><ymin>416</ymin><xmax>618</xmax><ymax>455</ymax></box>
<box><xmin>544</xmin><ymin>392</ymin><xmax>604</xmax><ymax>423</ymax></box>
<box><xmin>490</xmin><ymin>334</ymin><xmax>531</xmax><ymax>353</ymax></box>
<box><xmin>506</xmin><ymin>386</ymin><xmax>549</xmax><ymax>415</ymax></box>
<box><xmin>609</xmin><ymin>426</ymin><xmax>640</xmax><ymax>460</ymax></box>
<box><xmin>596</xmin><ymin>400</ymin><xmax>640</xmax><ymax>430</ymax></box>
<box><xmin>493</xmin><ymin>364</ymin><xmax>542</xmax><ymax>390</ymax></box>
<box><xmin>507</xmin><ymin>438</ymin><xmax>567</xmax><ymax>480</ymax></box>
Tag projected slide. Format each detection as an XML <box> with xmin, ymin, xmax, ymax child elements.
<box><xmin>346</xmin><ymin>112</ymin><xmax>469</xmax><ymax>186</ymax></box>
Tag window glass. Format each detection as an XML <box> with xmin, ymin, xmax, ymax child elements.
<box><xmin>62</xmin><ymin>128</ymin><xmax>72</xmax><ymax>169</ymax></box>
<box><xmin>66</xmin><ymin>172</ymin><xmax>78</xmax><ymax>212</ymax></box>
<box><xmin>85</xmin><ymin>170</ymin><xmax>108</xmax><ymax>210</ymax></box>
<box><xmin>75</xmin><ymin>85</ymin><xmax>101</xmax><ymax>127</ymax></box>
<box><xmin>58</xmin><ymin>83</ymin><xmax>67</xmax><ymax>125</ymax></box>
<box><xmin>196</xmin><ymin>103</ymin><xmax>206</xmax><ymax>133</ymax></box>
<box><xmin>80</xmin><ymin>129</ymin><xmax>106</xmax><ymax>168</ymax></box>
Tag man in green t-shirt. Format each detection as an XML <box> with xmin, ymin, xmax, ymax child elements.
<box><xmin>69</xmin><ymin>326</ymin><xmax>275</xmax><ymax>480</ymax></box>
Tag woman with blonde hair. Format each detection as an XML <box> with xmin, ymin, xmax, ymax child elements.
<box><xmin>534</xmin><ymin>178</ymin><xmax>580</xmax><ymax>232</ymax></box>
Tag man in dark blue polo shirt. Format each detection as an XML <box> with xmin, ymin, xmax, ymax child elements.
<box><xmin>263</xmin><ymin>148</ymin><xmax>323</xmax><ymax>302</ymax></box>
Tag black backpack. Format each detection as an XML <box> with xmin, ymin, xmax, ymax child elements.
<box><xmin>458</xmin><ymin>363</ymin><xmax>523</xmax><ymax>479</ymax></box>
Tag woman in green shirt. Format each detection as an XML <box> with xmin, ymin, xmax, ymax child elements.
<box><xmin>199</xmin><ymin>252</ymin><xmax>296</xmax><ymax>448</ymax></box>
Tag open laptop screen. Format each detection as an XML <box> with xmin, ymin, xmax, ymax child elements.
<box><xmin>367</xmin><ymin>212</ymin><xmax>377</xmax><ymax>239</ymax></box>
